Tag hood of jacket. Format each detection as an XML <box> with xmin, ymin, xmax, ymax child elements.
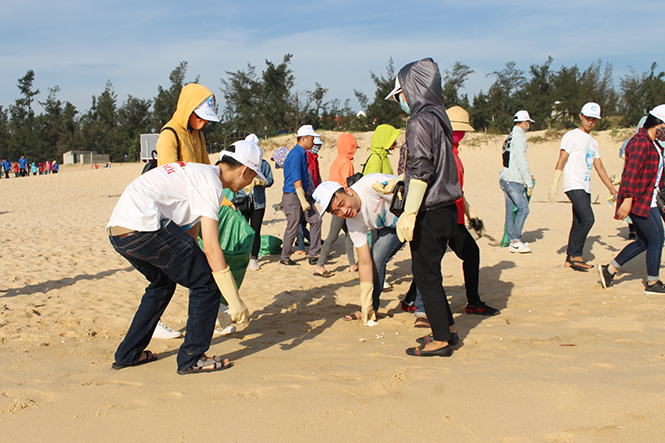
<box><xmin>398</xmin><ymin>58</ymin><xmax>451</xmax><ymax>136</ymax></box>
<box><xmin>170</xmin><ymin>83</ymin><xmax>216</xmax><ymax>130</ymax></box>
<box><xmin>370</xmin><ymin>124</ymin><xmax>401</xmax><ymax>157</ymax></box>
<box><xmin>337</xmin><ymin>133</ymin><xmax>358</xmax><ymax>160</ymax></box>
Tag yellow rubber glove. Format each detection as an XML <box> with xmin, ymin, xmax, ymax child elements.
<box><xmin>548</xmin><ymin>170</ymin><xmax>562</xmax><ymax>204</ymax></box>
<box><xmin>212</xmin><ymin>267</ymin><xmax>249</xmax><ymax>324</ymax></box>
<box><xmin>243</xmin><ymin>180</ymin><xmax>256</xmax><ymax>195</ymax></box>
<box><xmin>396</xmin><ymin>179</ymin><xmax>428</xmax><ymax>242</ymax></box>
<box><xmin>253</xmin><ymin>177</ymin><xmax>266</xmax><ymax>187</ymax></box>
<box><xmin>359</xmin><ymin>281</ymin><xmax>376</xmax><ymax>326</ymax></box>
<box><xmin>295</xmin><ymin>186</ymin><xmax>311</xmax><ymax>211</ymax></box>
<box><xmin>371</xmin><ymin>179</ymin><xmax>397</xmax><ymax>195</ymax></box>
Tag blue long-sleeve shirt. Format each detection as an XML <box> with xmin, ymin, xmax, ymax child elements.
<box><xmin>236</xmin><ymin>159</ymin><xmax>274</xmax><ymax>209</ymax></box>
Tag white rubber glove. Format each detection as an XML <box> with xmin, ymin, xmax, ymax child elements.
<box><xmin>295</xmin><ymin>186</ymin><xmax>311</xmax><ymax>211</ymax></box>
<box><xmin>548</xmin><ymin>170</ymin><xmax>562</xmax><ymax>204</ymax></box>
<box><xmin>372</xmin><ymin>179</ymin><xmax>397</xmax><ymax>195</ymax></box>
<box><xmin>396</xmin><ymin>179</ymin><xmax>428</xmax><ymax>242</ymax></box>
<box><xmin>359</xmin><ymin>281</ymin><xmax>377</xmax><ymax>326</ymax></box>
<box><xmin>212</xmin><ymin>267</ymin><xmax>249</xmax><ymax>324</ymax></box>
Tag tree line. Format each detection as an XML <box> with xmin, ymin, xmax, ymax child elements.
<box><xmin>1</xmin><ymin>56</ymin><xmax>663</xmax><ymax>163</ymax></box>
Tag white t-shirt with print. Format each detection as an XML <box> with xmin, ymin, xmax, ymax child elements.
<box><xmin>561</xmin><ymin>128</ymin><xmax>600</xmax><ymax>194</ymax></box>
<box><xmin>346</xmin><ymin>173</ymin><xmax>399</xmax><ymax>247</ymax></box>
<box><xmin>108</xmin><ymin>162</ymin><xmax>224</xmax><ymax>231</ymax></box>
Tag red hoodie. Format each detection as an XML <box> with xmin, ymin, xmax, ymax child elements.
<box><xmin>328</xmin><ymin>133</ymin><xmax>357</xmax><ymax>186</ymax></box>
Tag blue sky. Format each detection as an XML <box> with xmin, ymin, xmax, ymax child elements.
<box><xmin>1</xmin><ymin>0</ymin><xmax>663</xmax><ymax>115</ymax></box>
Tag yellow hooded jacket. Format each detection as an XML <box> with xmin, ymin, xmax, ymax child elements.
<box><xmin>156</xmin><ymin>83</ymin><xmax>214</xmax><ymax>166</ymax></box>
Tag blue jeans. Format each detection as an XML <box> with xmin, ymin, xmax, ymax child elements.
<box><xmin>109</xmin><ymin>219</ymin><xmax>220</xmax><ymax>371</ymax></box>
<box><xmin>371</xmin><ymin>227</ymin><xmax>404</xmax><ymax>311</ymax></box>
<box><xmin>500</xmin><ymin>179</ymin><xmax>530</xmax><ymax>242</ymax></box>
<box><xmin>612</xmin><ymin>207</ymin><xmax>664</xmax><ymax>281</ymax></box>
<box><xmin>565</xmin><ymin>189</ymin><xmax>594</xmax><ymax>259</ymax></box>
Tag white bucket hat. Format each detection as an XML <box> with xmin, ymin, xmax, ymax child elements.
<box><xmin>313</xmin><ymin>181</ymin><xmax>343</xmax><ymax>216</ymax></box>
<box><xmin>581</xmin><ymin>102</ymin><xmax>602</xmax><ymax>119</ymax></box>
<box><xmin>220</xmin><ymin>134</ymin><xmax>266</xmax><ymax>181</ymax></box>
<box><xmin>649</xmin><ymin>104</ymin><xmax>665</xmax><ymax>123</ymax></box>
<box><xmin>513</xmin><ymin>110</ymin><xmax>534</xmax><ymax>123</ymax></box>
<box><xmin>296</xmin><ymin>125</ymin><xmax>320</xmax><ymax>138</ymax></box>
<box><xmin>385</xmin><ymin>77</ymin><xmax>402</xmax><ymax>102</ymax></box>
<box><xmin>194</xmin><ymin>95</ymin><xmax>220</xmax><ymax>122</ymax></box>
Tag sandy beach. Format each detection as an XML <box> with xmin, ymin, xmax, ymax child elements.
<box><xmin>1</xmin><ymin>128</ymin><xmax>664</xmax><ymax>442</ymax></box>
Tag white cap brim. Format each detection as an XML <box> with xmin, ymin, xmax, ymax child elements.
<box><xmin>385</xmin><ymin>77</ymin><xmax>401</xmax><ymax>102</ymax></box>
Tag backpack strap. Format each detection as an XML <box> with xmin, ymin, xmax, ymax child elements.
<box><xmin>361</xmin><ymin>152</ymin><xmax>380</xmax><ymax>174</ymax></box>
<box><xmin>160</xmin><ymin>127</ymin><xmax>181</xmax><ymax>160</ymax></box>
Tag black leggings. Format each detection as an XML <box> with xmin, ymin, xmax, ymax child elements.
<box><xmin>243</xmin><ymin>205</ymin><xmax>266</xmax><ymax>259</ymax></box>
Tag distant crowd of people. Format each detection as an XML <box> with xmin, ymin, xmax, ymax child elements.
<box><xmin>1</xmin><ymin>155</ymin><xmax>59</xmax><ymax>178</ymax></box>
<box><xmin>105</xmin><ymin>58</ymin><xmax>665</xmax><ymax>375</ymax></box>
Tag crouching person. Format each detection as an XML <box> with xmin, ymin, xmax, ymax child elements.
<box><xmin>313</xmin><ymin>173</ymin><xmax>404</xmax><ymax>326</ymax></box>
<box><xmin>108</xmin><ymin>139</ymin><xmax>265</xmax><ymax>374</ymax></box>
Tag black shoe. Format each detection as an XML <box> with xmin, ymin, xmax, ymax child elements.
<box><xmin>597</xmin><ymin>264</ymin><xmax>615</xmax><ymax>288</ymax></box>
<box><xmin>406</xmin><ymin>345</ymin><xmax>453</xmax><ymax>357</ymax></box>
<box><xmin>308</xmin><ymin>256</ymin><xmax>320</xmax><ymax>265</ymax></box>
<box><xmin>280</xmin><ymin>259</ymin><xmax>298</xmax><ymax>266</ymax></box>
<box><xmin>645</xmin><ymin>281</ymin><xmax>665</xmax><ymax>295</ymax></box>
<box><xmin>416</xmin><ymin>332</ymin><xmax>459</xmax><ymax>347</ymax></box>
<box><xmin>466</xmin><ymin>302</ymin><xmax>500</xmax><ymax>316</ymax></box>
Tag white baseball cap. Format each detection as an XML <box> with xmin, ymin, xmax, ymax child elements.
<box><xmin>649</xmin><ymin>104</ymin><xmax>665</xmax><ymax>123</ymax></box>
<box><xmin>296</xmin><ymin>125</ymin><xmax>320</xmax><ymax>138</ymax></box>
<box><xmin>194</xmin><ymin>95</ymin><xmax>220</xmax><ymax>122</ymax></box>
<box><xmin>385</xmin><ymin>77</ymin><xmax>402</xmax><ymax>102</ymax></box>
<box><xmin>220</xmin><ymin>135</ymin><xmax>266</xmax><ymax>181</ymax></box>
<box><xmin>581</xmin><ymin>102</ymin><xmax>602</xmax><ymax>119</ymax></box>
<box><xmin>313</xmin><ymin>136</ymin><xmax>322</xmax><ymax>145</ymax></box>
<box><xmin>513</xmin><ymin>110</ymin><xmax>534</xmax><ymax>123</ymax></box>
<box><xmin>312</xmin><ymin>181</ymin><xmax>343</xmax><ymax>216</ymax></box>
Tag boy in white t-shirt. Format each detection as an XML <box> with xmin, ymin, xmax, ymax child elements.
<box><xmin>313</xmin><ymin>174</ymin><xmax>402</xmax><ymax>325</ymax></box>
<box><xmin>548</xmin><ymin>102</ymin><xmax>617</xmax><ymax>271</ymax></box>
<box><xmin>108</xmin><ymin>139</ymin><xmax>266</xmax><ymax>375</ymax></box>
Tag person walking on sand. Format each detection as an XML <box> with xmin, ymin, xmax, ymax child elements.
<box><xmin>152</xmin><ymin>83</ymin><xmax>222</xmax><ymax>339</ymax></box>
<box><xmin>386</xmin><ymin>57</ymin><xmax>462</xmax><ymax>357</ymax></box>
<box><xmin>19</xmin><ymin>155</ymin><xmax>28</xmax><ymax>177</ymax></box>
<box><xmin>499</xmin><ymin>110</ymin><xmax>535</xmax><ymax>253</ymax></box>
<box><xmin>313</xmin><ymin>133</ymin><xmax>359</xmax><ymax>278</ymax></box>
<box><xmin>279</xmin><ymin>125</ymin><xmax>322</xmax><ymax>266</ymax></box>
<box><xmin>405</xmin><ymin>106</ymin><xmax>500</xmax><ymax>331</ymax></box>
<box><xmin>548</xmin><ymin>102</ymin><xmax>617</xmax><ymax>271</ymax></box>
<box><xmin>108</xmin><ymin>141</ymin><xmax>265</xmax><ymax>374</ymax></box>
<box><xmin>598</xmin><ymin>105</ymin><xmax>665</xmax><ymax>294</ymax></box>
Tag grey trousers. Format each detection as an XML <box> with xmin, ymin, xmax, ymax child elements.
<box><xmin>317</xmin><ymin>214</ymin><xmax>356</xmax><ymax>267</ymax></box>
<box><xmin>281</xmin><ymin>192</ymin><xmax>322</xmax><ymax>261</ymax></box>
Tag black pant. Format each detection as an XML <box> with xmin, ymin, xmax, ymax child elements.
<box><xmin>404</xmin><ymin>223</ymin><xmax>481</xmax><ymax>306</ymax></box>
<box><xmin>410</xmin><ymin>204</ymin><xmax>457</xmax><ymax>342</ymax></box>
<box><xmin>243</xmin><ymin>204</ymin><xmax>266</xmax><ymax>259</ymax></box>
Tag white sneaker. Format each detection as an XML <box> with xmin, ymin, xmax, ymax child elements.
<box><xmin>214</xmin><ymin>304</ymin><xmax>236</xmax><ymax>336</ymax></box>
<box><xmin>509</xmin><ymin>241</ymin><xmax>531</xmax><ymax>253</ymax></box>
<box><xmin>152</xmin><ymin>320</ymin><xmax>183</xmax><ymax>339</ymax></box>
<box><xmin>249</xmin><ymin>259</ymin><xmax>261</xmax><ymax>271</ymax></box>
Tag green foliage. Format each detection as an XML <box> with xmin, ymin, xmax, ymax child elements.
<box><xmin>619</xmin><ymin>62</ymin><xmax>665</xmax><ymax>126</ymax></box>
<box><xmin>152</xmin><ymin>61</ymin><xmax>188</xmax><ymax>131</ymax></box>
<box><xmin>365</xmin><ymin>58</ymin><xmax>407</xmax><ymax>129</ymax></box>
<box><xmin>2</xmin><ymin>57</ymin><xmax>663</xmax><ymax>165</ymax></box>
<box><xmin>442</xmin><ymin>61</ymin><xmax>474</xmax><ymax>108</ymax></box>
